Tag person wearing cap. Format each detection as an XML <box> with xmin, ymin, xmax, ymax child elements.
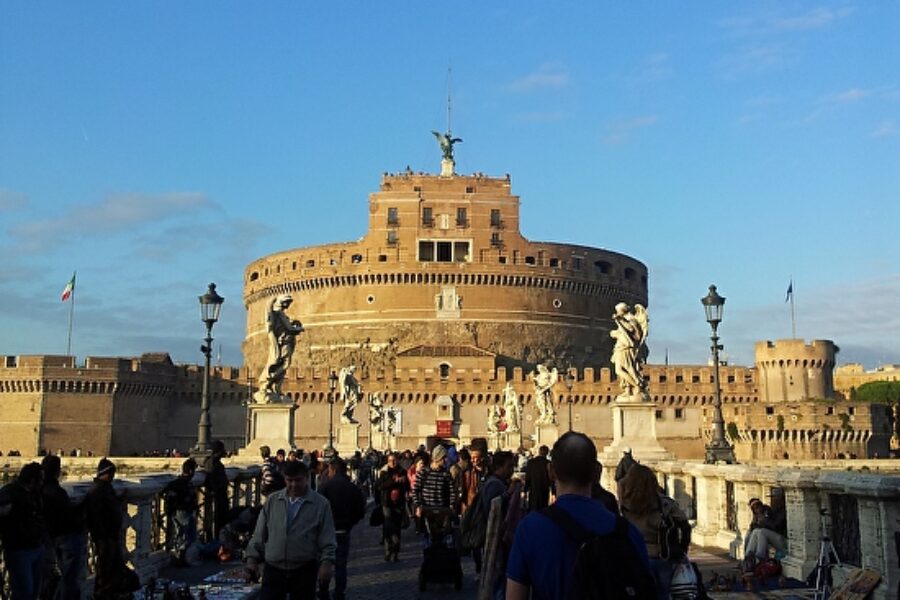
<box><xmin>744</xmin><ymin>491</ymin><xmax>787</xmax><ymax>563</ymax></box>
<box><xmin>85</xmin><ymin>458</ymin><xmax>133</xmax><ymax>600</ymax></box>
<box><xmin>413</xmin><ymin>445</ymin><xmax>457</xmax><ymax>517</ymax></box>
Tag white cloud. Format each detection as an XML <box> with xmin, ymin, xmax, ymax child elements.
<box><xmin>871</xmin><ymin>119</ymin><xmax>899</xmax><ymax>138</ymax></box>
<box><xmin>8</xmin><ymin>192</ymin><xmax>213</xmax><ymax>252</ymax></box>
<box><xmin>629</xmin><ymin>52</ymin><xmax>673</xmax><ymax>85</ymax></box>
<box><xmin>602</xmin><ymin>115</ymin><xmax>658</xmax><ymax>145</ymax></box>
<box><xmin>719</xmin><ymin>6</ymin><xmax>855</xmax><ymax>36</ymax></box>
<box><xmin>717</xmin><ymin>44</ymin><xmax>789</xmax><ymax>79</ymax></box>
<box><xmin>801</xmin><ymin>88</ymin><xmax>871</xmax><ymax>123</ymax></box>
<box><xmin>771</xmin><ymin>7</ymin><xmax>856</xmax><ymax>31</ymax></box>
<box><xmin>506</xmin><ymin>63</ymin><xmax>570</xmax><ymax>93</ymax></box>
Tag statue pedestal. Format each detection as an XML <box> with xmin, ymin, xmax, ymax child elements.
<box><xmin>241</xmin><ymin>403</ymin><xmax>296</xmax><ymax>456</ymax></box>
<box><xmin>335</xmin><ymin>422</ymin><xmax>360</xmax><ymax>456</ymax></box>
<box><xmin>600</xmin><ymin>394</ymin><xmax>673</xmax><ymax>461</ymax></box>
<box><xmin>440</xmin><ymin>158</ymin><xmax>455</xmax><ymax>177</ymax></box>
<box><xmin>490</xmin><ymin>430</ymin><xmax>522</xmax><ymax>451</ymax></box>
<box><xmin>369</xmin><ymin>430</ymin><xmax>392</xmax><ymax>452</ymax></box>
<box><xmin>534</xmin><ymin>423</ymin><xmax>560</xmax><ymax>449</ymax></box>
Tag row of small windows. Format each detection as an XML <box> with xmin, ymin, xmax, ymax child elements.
<box><xmin>760</xmin><ymin>359</ymin><xmax>831</xmax><ymax>368</ymax></box>
<box><xmin>262</xmin><ymin>271</ymin><xmax>639</xmax><ymax>300</ymax></box>
<box><xmin>250</xmin><ymin>254</ymin><xmax>645</xmax><ymax>282</ymax></box>
<box><xmin>286</xmin><ymin>392</ymin><xmax>748</xmax><ymax>406</ymax></box>
<box><xmin>0</xmin><ymin>380</ymin><xmax>172</xmax><ymax>395</ymax></box>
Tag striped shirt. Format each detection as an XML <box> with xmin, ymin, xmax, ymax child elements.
<box><xmin>414</xmin><ymin>466</ymin><xmax>457</xmax><ymax>509</ymax></box>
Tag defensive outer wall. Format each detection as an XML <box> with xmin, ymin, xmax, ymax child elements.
<box><xmin>242</xmin><ymin>171</ymin><xmax>648</xmax><ymax>374</ymax></box>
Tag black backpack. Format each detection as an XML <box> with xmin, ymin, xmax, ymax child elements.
<box><xmin>542</xmin><ymin>504</ymin><xmax>657</xmax><ymax>600</ymax></box>
<box><xmin>459</xmin><ymin>490</ymin><xmax>488</xmax><ymax>551</ymax></box>
<box><xmin>658</xmin><ymin>498</ymin><xmax>691</xmax><ymax>561</ymax></box>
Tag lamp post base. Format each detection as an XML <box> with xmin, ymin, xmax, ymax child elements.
<box><xmin>704</xmin><ymin>442</ymin><xmax>736</xmax><ymax>464</ymax></box>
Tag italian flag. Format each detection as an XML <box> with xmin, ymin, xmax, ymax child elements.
<box><xmin>61</xmin><ymin>273</ymin><xmax>76</xmax><ymax>302</ymax></box>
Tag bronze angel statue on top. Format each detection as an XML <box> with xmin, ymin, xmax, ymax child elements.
<box><xmin>432</xmin><ymin>130</ymin><xmax>462</xmax><ymax>161</ymax></box>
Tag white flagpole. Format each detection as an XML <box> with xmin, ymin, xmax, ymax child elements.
<box><xmin>66</xmin><ymin>273</ymin><xmax>76</xmax><ymax>356</ymax></box>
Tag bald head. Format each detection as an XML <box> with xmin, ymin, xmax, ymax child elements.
<box><xmin>551</xmin><ymin>432</ymin><xmax>598</xmax><ymax>486</ymax></box>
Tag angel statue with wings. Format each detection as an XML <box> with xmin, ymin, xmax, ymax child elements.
<box><xmin>610</xmin><ymin>302</ymin><xmax>650</xmax><ymax>398</ymax></box>
<box><xmin>255</xmin><ymin>294</ymin><xmax>303</xmax><ymax>403</ymax></box>
<box><xmin>339</xmin><ymin>365</ymin><xmax>362</xmax><ymax>424</ymax></box>
<box><xmin>432</xmin><ymin>130</ymin><xmax>462</xmax><ymax>161</ymax></box>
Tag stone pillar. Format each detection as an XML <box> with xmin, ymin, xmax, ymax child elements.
<box><xmin>242</xmin><ymin>403</ymin><xmax>296</xmax><ymax>455</ymax></box>
<box><xmin>600</xmin><ymin>395</ymin><xmax>672</xmax><ymax>461</ymax></box>
<box><xmin>534</xmin><ymin>423</ymin><xmax>560</xmax><ymax>449</ymax></box>
<box><xmin>778</xmin><ymin>471</ymin><xmax>822</xmax><ymax>583</ymax></box>
<box><xmin>690</xmin><ymin>465</ymin><xmax>723</xmax><ymax>547</ymax></box>
<box><xmin>336</xmin><ymin>422</ymin><xmax>360</xmax><ymax>456</ymax></box>
<box><xmin>732</xmin><ymin>474</ymin><xmax>766</xmax><ymax>558</ymax></box>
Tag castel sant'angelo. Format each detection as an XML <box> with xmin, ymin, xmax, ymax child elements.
<box><xmin>0</xmin><ymin>135</ymin><xmax>892</xmax><ymax>458</ymax></box>
<box><xmin>238</xmin><ymin>136</ymin><xmax>891</xmax><ymax>460</ymax></box>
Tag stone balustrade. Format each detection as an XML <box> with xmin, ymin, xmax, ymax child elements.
<box><xmin>600</xmin><ymin>459</ymin><xmax>900</xmax><ymax>600</ymax></box>
<box><xmin>0</xmin><ymin>462</ymin><xmax>260</xmax><ymax>593</ymax></box>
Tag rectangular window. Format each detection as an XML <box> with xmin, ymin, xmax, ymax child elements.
<box><xmin>387</xmin><ymin>230</ymin><xmax>398</xmax><ymax>244</ymax></box>
<box><xmin>691</xmin><ymin>375</ymin><xmax>701</xmax><ymax>383</ymax></box>
<box><xmin>418</xmin><ymin>241</ymin><xmax>434</xmax><ymax>262</ymax></box>
<box><xmin>490</xmin><ymin>209</ymin><xmax>501</xmax><ymax>227</ymax></box>
<box><xmin>675</xmin><ymin>408</ymin><xmax>685</xmax><ymax>419</ymax></box>
<box><xmin>437</xmin><ymin>241</ymin><xmax>452</xmax><ymax>262</ymax></box>
<box><xmin>491</xmin><ymin>232</ymin><xmax>502</xmax><ymax>246</ymax></box>
<box><xmin>659</xmin><ymin>375</ymin><xmax>667</xmax><ymax>383</ymax></box>
<box><xmin>387</xmin><ymin>207</ymin><xmax>398</xmax><ymax>225</ymax></box>
<box><xmin>456</xmin><ymin>207</ymin><xmax>467</xmax><ymax>227</ymax></box>
<box><xmin>572</xmin><ymin>257</ymin><xmax>583</xmax><ymax>270</ymax></box>
<box><xmin>675</xmin><ymin>375</ymin><xmax>684</xmax><ymax>383</ymax></box>
<box><xmin>454</xmin><ymin>241</ymin><xmax>470</xmax><ymax>262</ymax></box>
<box><xmin>765</xmin><ymin>406</ymin><xmax>775</xmax><ymax>415</ymax></box>
<box><xmin>422</xmin><ymin>207</ymin><xmax>433</xmax><ymax>226</ymax></box>
<box><xmin>549</xmin><ymin>258</ymin><xmax>559</xmax><ymax>267</ymax></box>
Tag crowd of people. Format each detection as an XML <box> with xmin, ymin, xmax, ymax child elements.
<box><xmin>0</xmin><ymin>436</ymin><xmax>794</xmax><ymax>600</ymax></box>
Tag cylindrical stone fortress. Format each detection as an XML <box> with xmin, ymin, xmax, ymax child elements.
<box><xmin>243</xmin><ymin>171</ymin><xmax>648</xmax><ymax>375</ymax></box>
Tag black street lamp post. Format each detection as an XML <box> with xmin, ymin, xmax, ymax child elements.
<box><xmin>702</xmin><ymin>284</ymin><xmax>736</xmax><ymax>464</ymax></box>
<box><xmin>564</xmin><ymin>371</ymin><xmax>575</xmax><ymax>431</ymax></box>
<box><xmin>195</xmin><ymin>283</ymin><xmax>224</xmax><ymax>454</ymax></box>
<box><xmin>327</xmin><ymin>371</ymin><xmax>338</xmax><ymax>454</ymax></box>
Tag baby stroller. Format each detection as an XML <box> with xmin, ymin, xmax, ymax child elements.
<box><xmin>418</xmin><ymin>507</ymin><xmax>463</xmax><ymax>591</ymax></box>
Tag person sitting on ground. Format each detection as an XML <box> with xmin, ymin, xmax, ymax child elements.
<box><xmin>620</xmin><ymin>464</ymin><xmax>690</xmax><ymax>600</ymax></box>
<box><xmin>506</xmin><ymin>432</ymin><xmax>651</xmax><ymax>600</ymax></box>
<box><xmin>744</xmin><ymin>491</ymin><xmax>786</xmax><ymax>564</ymax></box>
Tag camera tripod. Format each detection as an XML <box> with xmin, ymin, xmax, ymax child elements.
<box><xmin>811</xmin><ymin>508</ymin><xmax>841</xmax><ymax>600</ymax></box>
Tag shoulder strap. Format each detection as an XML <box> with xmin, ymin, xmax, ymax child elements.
<box><xmin>541</xmin><ymin>504</ymin><xmax>593</xmax><ymax>545</ymax></box>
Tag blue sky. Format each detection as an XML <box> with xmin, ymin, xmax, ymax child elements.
<box><xmin>1</xmin><ymin>2</ymin><xmax>898</xmax><ymax>369</ymax></box>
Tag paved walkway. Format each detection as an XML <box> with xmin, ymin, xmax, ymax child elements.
<box><xmin>162</xmin><ymin>505</ymin><xmax>757</xmax><ymax>599</ymax></box>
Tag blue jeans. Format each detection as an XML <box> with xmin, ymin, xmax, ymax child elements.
<box><xmin>54</xmin><ymin>533</ymin><xmax>87</xmax><ymax>600</ymax></box>
<box><xmin>649</xmin><ymin>558</ymin><xmax>673</xmax><ymax>600</ymax></box>
<box><xmin>5</xmin><ymin>546</ymin><xmax>44</xmax><ymax>600</ymax></box>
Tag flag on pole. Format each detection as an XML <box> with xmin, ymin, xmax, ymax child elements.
<box><xmin>61</xmin><ymin>273</ymin><xmax>76</xmax><ymax>302</ymax></box>
<box><xmin>785</xmin><ymin>281</ymin><xmax>793</xmax><ymax>303</ymax></box>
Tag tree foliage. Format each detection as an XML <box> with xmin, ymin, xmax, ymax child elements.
<box><xmin>853</xmin><ymin>380</ymin><xmax>900</xmax><ymax>404</ymax></box>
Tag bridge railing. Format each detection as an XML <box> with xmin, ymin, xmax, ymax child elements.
<box><xmin>602</xmin><ymin>460</ymin><xmax>900</xmax><ymax>600</ymax></box>
<box><xmin>0</xmin><ymin>464</ymin><xmax>261</xmax><ymax>596</ymax></box>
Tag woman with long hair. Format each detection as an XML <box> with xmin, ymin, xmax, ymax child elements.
<box><xmin>620</xmin><ymin>463</ymin><xmax>690</xmax><ymax>600</ymax></box>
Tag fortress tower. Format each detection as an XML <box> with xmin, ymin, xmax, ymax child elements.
<box><xmin>755</xmin><ymin>339</ymin><xmax>837</xmax><ymax>403</ymax></box>
<box><xmin>243</xmin><ymin>164</ymin><xmax>647</xmax><ymax>375</ymax></box>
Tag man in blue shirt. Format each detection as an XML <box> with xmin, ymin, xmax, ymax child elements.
<box><xmin>506</xmin><ymin>432</ymin><xmax>651</xmax><ymax>600</ymax></box>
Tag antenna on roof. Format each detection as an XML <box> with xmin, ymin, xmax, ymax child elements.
<box><xmin>446</xmin><ymin>65</ymin><xmax>453</xmax><ymax>135</ymax></box>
